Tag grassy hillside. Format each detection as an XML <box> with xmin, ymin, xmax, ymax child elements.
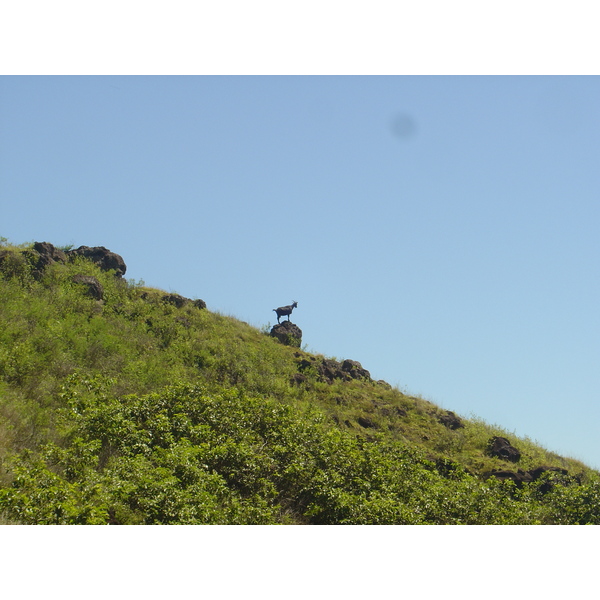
<box><xmin>1</xmin><ymin>240</ymin><xmax>598</xmax><ymax>524</ymax></box>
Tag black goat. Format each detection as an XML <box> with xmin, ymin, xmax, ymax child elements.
<box><xmin>273</xmin><ymin>301</ymin><xmax>298</xmax><ymax>323</ymax></box>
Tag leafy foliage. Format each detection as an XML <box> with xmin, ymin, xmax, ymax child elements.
<box><xmin>1</xmin><ymin>241</ymin><xmax>599</xmax><ymax>524</ymax></box>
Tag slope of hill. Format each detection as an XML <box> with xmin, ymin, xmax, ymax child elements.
<box><xmin>1</xmin><ymin>240</ymin><xmax>598</xmax><ymax>524</ymax></box>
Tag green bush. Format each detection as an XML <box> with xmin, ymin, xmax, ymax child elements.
<box><xmin>1</xmin><ymin>243</ymin><xmax>599</xmax><ymax>524</ymax></box>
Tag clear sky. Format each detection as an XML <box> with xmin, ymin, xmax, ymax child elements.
<box><xmin>1</xmin><ymin>75</ymin><xmax>599</xmax><ymax>470</ymax></box>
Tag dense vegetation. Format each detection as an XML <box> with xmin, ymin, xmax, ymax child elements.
<box><xmin>1</xmin><ymin>239</ymin><xmax>598</xmax><ymax>524</ymax></box>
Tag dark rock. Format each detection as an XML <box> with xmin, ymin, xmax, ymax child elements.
<box><xmin>193</xmin><ymin>299</ymin><xmax>207</xmax><ymax>310</ymax></box>
<box><xmin>438</xmin><ymin>410</ymin><xmax>464</xmax><ymax>430</ymax></box>
<box><xmin>297</xmin><ymin>358</ymin><xmax>316</xmax><ymax>373</ymax></box>
<box><xmin>528</xmin><ymin>466</ymin><xmax>571</xmax><ymax>494</ymax></box>
<box><xmin>270</xmin><ymin>321</ymin><xmax>302</xmax><ymax>347</ymax></box>
<box><xmin>67</xmin><ymin>246</ymin><xmax>126</xmax><ymax>277</ymax></box>
<box><xmin>1</xmin><ymin>242</ymin><xmax>126</xmax><ymax>281</ymax></box>
<box><xmin>291</xmin><ymin>373</ymin><xmax>308</xmax><ymax>386</ymax></box>
<box><xmin>529</xmin><ymin>465</ymin><xmax>568</xmax><ymax>480</ymax></box>
<box><xmin>487</xmin><ymin>436</ymin><xmax>521</xmax><ymax>463</ymax></box>
<box><xmin>484</xmin><ymin>469</ymin><xmax>532</xmax><ymax>487</ymax></box>
<box><xmin>32</xmin><ymin>241</ymin><xmax>67</xmax><ymax>269</ymax></box>
<box><xmin>319</xmin><ymin>358</ymin><xmax>351</xmax><ymax>382</ymax></box>
<box><xmin>484</xmin><ymin>465</ymin><xmax>572</xmax><ymax>493</ymax></box>
<box><xmin>296</xmin><ymin>355</ymin><xmax>372</xmax><ymax>384</ymax></box>
<box><xmin>341</xmin><ymin>359</ymin><xmax>371</xmax><ymax>381</ymax></box>
<box><xmin>72</xmin><ymin>274</ymin><xmax>104</xmax><ymax>300</ymax></box>
<box><xmin>19</xmin><ymin>242</ymin><xmax>68</xmax><ymax>278</ymax></box>
<box><xmin>162</xmin><ymin>293</ymin><xmax>190</xmax><ymax>308</ymax></box>
<box><xmin>357</xmin><ymin>416</ymin><xmax>376</xmax><ymax>429</ymax></box>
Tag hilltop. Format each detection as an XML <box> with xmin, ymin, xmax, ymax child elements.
<box><xmin>1</xmin><ymin>240</ymin><xmax>599</xmax><ymax>524</ymax></box>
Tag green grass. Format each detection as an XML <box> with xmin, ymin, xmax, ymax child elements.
<box><xmin>0</xmin><ymin>240</ymin><xmax>598</xmax><ymax>524</ymax></box>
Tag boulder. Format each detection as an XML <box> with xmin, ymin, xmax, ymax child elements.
<box><xmin>291</xmin><ymin>372</ymin><xmax>308</xmax><ymax>386</ymax></box>
<box><xmin>162</xmin><ymin>293</ymin><xmax>190</xmax><ymax>308</ymax></box>
<box><xmin>484</xmin><ymin>465</ymin><xmax>571</xmax><ymax>493</ymax></box>
<box><xmin>31</xmin><ymin>241</ymin><xmax>67</xmax><ymax>269</ymax></box>
<box><xmin>319</xmin><ymin>358</ymin><xmax>351</xmax><ymax>382</ymax></box>
<box><xmin>67</xmin><ymin>246</ymin><xmax>126</xmax><ymax>277</ymax></box>
<box><xmin>484</xmin><ymin>469</ymin><xmax>532</xmax><ymax>487</ymax></box>
<box><xmin>486</xmin><ymin>436</ymin><xmax>521</xmax><ymax>463</ymax></box>
<box><xmin>357</xmin><ymin>416</ymin><xmax>376</xmax><ymax>429</ymax></box>
<box><xmin>0</xmin><ymin>242</ymin><xmax>127</xmax><ymax>280</ymax></box>
<box><xmin>438</xmin><ymin>410</ymin><xmax>464</xmax><ymax>430</ymax></box>
<box><xmin>270</xmin><ymin>321</ymin><xmax>302</xmax><ymax>347</ymax></box>
<box><xmin>297</xmin><ymin>356</ymin><xmax>348</xmax><ymax>383</ymax></box>
<box><xmin>21</xmin><ymin>242</ymin><xmax>68</xmax><ymax>278</ymax></box>
<box><xmin>341</xmin><ymin>359</ymin><xmax>371</xmax><ymax>381</ymax></box>
<box><xmin>296</xmin><ymin>355</ymin><xmax>372</xmax><ymax>384</ymax></box>
<box><xmin>72</xmin><ymin>274</ymin><xmax>104</xmax><ymax>300</ymax></box>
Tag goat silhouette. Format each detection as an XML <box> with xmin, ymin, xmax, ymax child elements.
<box><xmin>273</xmin><ymin>301</ymin><xmax>298</xmax><ymax>323</ymax></box>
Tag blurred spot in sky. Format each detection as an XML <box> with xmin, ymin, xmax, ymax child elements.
<box><xmin>390</xmin><ymin>112</ymin><xmax>417</xmax><ymax>140</ymax></box>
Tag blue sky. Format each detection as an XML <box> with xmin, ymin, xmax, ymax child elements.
<box><xmin>1</xmin><ymin>75</ymin><xmax>599</xmax><ymax>470</ymax></box>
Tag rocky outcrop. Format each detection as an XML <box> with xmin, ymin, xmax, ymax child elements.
<box><xmin>3</xmin><ymin>241</ymin><xmax>69</xmax><ymax>279</ymax></box>
<box><xmin>160</xmin><ymin>293</ymin><xmax>207</xmax><ymax>310</ymax></box>
<box><xmin>528</xmin><ymin>466</ymin><xmax>571</xmax><ymax>493</ymax></box>
<box><xmin>29</xmin><ymin>242</ymin><xmax>68</xmax><ymax>276</ymax></box>
<box><xmin>484</xmin><ymin>469</ymin><xmax>532</xmax><ymax>487</ymax></box>
<box><xmin>317</xmin><ymin>358</ymin><xmax>350</xmax><ymax>382</ymax></box>
<box><xmin>140</xmin><ymin>290</ymin><xmax>206</xmax><ymax>310</ymax></box>
<box><xmin>67</xmin><ymin>246</ymin><xmax>127</xmax><ymax>277</ymax></box>
<box><xmin>438</xmin><ymin>410</ymin><xmax>464</xmax><ymax>430</ymax></box>
<box><xmin>357</xmin><ymin>416</ymin><xmax>377</xmax><ymax>429</ymax></box>
<box><xmin>1</xmin><ymin>242</ymin><xmax>127</xmax><ymax>280</ymax></box>
<box><xmin>484</xmin><ymin>465</ymin><xmax>571</xmax><ymax>493</ymax></box>
<box><xmin>271</xmin><ymin>321</ymin><xmax>302</xmax><ymax>347</ymax></box>
<box><xmin>3</xmin><ymin>241</ymin><xmax>208</xmax><ymax>311</ymax></box>
<box><xmin>487</xmin><ymin>436</ymin><xmax>521</xmax><ymax>463</ymax></box>
<box><xmin>296</xmin><ymin>354</ymin><xmax>371</xmax><ymax>384</ymax></box>
<box><xmin>162</xmin><ymin>293</ymin><xmax>190</xmax><ymax>308</ymax></box>
<box><xmin>72</xmin><ymin>274</ymin><xmax>104</xmax><ymax>300</ymax></box>
<box><xmin>341</xmin><ymin>359</ymin><xmax>371</xmax><ymax>380</ymax></box>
